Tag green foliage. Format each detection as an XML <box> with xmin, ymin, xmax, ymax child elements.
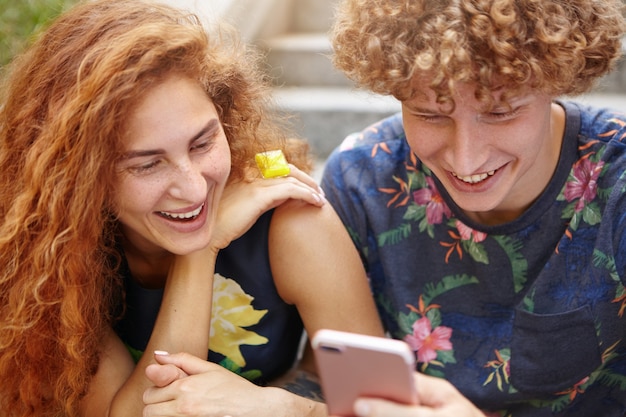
<box><xmin>0</xmin><ymin>0</ymin><xmax>79</xmax><ymax>69</ymax></box>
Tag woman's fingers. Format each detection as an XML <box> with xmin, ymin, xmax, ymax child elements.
<box><xmin>284</xmin><ymin>164</ymin><xmax>325</xmax><ymax>194</ymax></box>
<box><xmin>143</xmin><ymin>352</ymin><xmax>209</xmax><ymax>406</ymax></box>
<box><xmin>248</xmin><ymin>164</ymin><xmax>325</xmax><ymax>205</ymax></box>
<box><xmin>209</xmin><ymin>167</ymin><xmax>326</xmax><ymax>250</ymax></box>
<box><xmin>247</xmin><ymin>174</ymin><xmax>326</xmax><ymax>207</ymax></box>
<box><xmin>152</xmin><ymin>351</ymin><xmax>213</xmax><ymax>376</ymax></box>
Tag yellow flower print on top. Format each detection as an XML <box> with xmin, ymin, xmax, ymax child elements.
<box><xmin>209</xmin><ymin>273</ymin><xmax>269</xmax><ymax>368</ymax></box>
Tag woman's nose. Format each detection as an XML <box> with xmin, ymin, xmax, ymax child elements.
<box><xmin>168</xmin><ymin>161</ymin><xmax>206</xmax><ymax>201</ymax></box>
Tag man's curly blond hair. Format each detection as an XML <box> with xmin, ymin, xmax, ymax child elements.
<box><xmin>331</xmin><ymin>0</ymin><xmax>626</xmax><ymax>109</ymax></box>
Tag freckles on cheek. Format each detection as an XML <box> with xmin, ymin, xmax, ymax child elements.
<box><xmin>116</xmin><ymin>179</ymin><xmax>158</xmax><ymax>216</ymax></box>
<box><xmin>213</xmin><ymin>155</ymin><xmax>232</xmax><ymax>183</ymax></box>
<box><xmin>220</xmin><ymin>163</ymin><xmax>231</xmax><ymax>182</ymax></box>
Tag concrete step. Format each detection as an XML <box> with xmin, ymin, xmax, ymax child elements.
<box><xmin>566</xmin><ymin>92</ymin><xmax>626</xmax><ymax>110</ymax></box>
<box><xmin>271</xmin><ymin>87</ymin><xmax>401</xmax><ymax>158</ymax></box>
<box><xmin>290</xmin><ymin>0</ymin><xmax>338</xmax><ymax>33</ymax></box>
<box><xmin>261</xmin><ymin>32</ymin><xmax>350</xmax><ymax>87</ymax></box>
<box><xmin>595</xmin><ymin>61</ymin><xmax>626</xmax><ymax>94</ymax></box>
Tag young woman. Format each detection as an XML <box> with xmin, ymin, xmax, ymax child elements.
<box><xmin>0</xmin><ymin>1</ymin><xmax>383</xmax><ymax>416</ymax></box>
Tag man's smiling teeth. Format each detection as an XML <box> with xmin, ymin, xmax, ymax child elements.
<box><xmin>160</xmin><ymin>203</ymin><xmax>203</xmax><ymax>220</ymax></box>
<box><xmin>452</xmin><ymin>170</ymin><xmax>496</xmax><ymax>184</ymax></box>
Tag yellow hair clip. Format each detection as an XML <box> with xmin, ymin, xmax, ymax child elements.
<box><xmin>255</xmin><ymin>150</ymin><xmax>291</xmax><ymax>178</ymax></box>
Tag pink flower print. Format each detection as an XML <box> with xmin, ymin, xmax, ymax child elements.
<box><xmin>412</xmin><ymin>177</ymin><xmax>452</xmax><ymax>225</ymax></box>
<box><xmin>564</xmin><ymin>157</ymin><xmax>604</xmax><ymax>212</ymax></box>
<box><xmin>404</xmin><ymin>317</ymin><xmax>453</xmax><ymax>363</ymax></box>
<box><xmin>456</xmin><ymin>220</ymin><xmax>487</xmax><ymax>243</ymax></box>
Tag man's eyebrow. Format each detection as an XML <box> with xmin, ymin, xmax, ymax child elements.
<box><xmin>404</xmin><ymin>102</ymin><xmax>439</xmax><ymax>113</ymax></box>
<box><xmin>120</xmin><ymin>118</ymin><xmax>220</xmax><ymax>160</ymax></box>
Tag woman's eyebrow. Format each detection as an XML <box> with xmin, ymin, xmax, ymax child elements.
<box><xmin>120</xmin><ymin>118</ymin><xmax>220</xmax><ymax>160</ymax></box>
<box><xmin>190</xmin><ymin>118</ymin><xmax>220</xmax><ymax>144</ymax></box>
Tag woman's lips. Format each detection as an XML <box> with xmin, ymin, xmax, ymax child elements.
<box><xmin>158</xmin><ymin>203</ymin><xmax>205</xmax><ymax>221</ymax></box>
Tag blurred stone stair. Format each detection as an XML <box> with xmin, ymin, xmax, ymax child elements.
<box><xmin>252</xmin><ymin>0</ymin><xmax>400</xmax><ymax>161</ymax></box>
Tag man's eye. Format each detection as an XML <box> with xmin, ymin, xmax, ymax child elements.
<box><xmin>414</xmin><ymin>114</ymin><xmax>444</xmax><ymax>122</ymax></box>
<box><xmin>489</xmin><ymin>107</ymin><xmax>520</xmax><ymax>120</ymax></box>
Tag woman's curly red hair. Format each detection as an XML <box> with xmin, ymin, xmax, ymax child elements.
<box><xmin>0</xmin><ymin>0</ymin><xmax>310</xmax><ymax>415</ymax></box>
<box><xmin>331</xmin><ymin>0</ymin><xmax>626</xmax><ymax>108</ymax></box>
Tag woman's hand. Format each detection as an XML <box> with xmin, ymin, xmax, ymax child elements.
<box><xmin>209</xmin><ymin>164</ymin><xmax>326</xmax><ymax>250</ymax></box>
<box><xmin>344</xmin><ymin>372</ymin><xmax>488</xmax><ymax>417</ymax></box>
<box><xmin>143</xmin><ymin>351</ymin><xmax>264</xmax><ymax>416</ymax></box>
<box><xmin>144</xmin><ymin>351</ymin><xmax>326</xmax><ymax>417</ymax></box>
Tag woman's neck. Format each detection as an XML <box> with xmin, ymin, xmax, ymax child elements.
<box><xmin>120</xmin><ymin>236</ymin><xmax>173</xmax><ymax>289</ymax></box>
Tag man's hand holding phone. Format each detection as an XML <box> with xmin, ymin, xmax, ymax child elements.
<box><xmin>312</xmin><ymin>329</ymin><xmax>418</xmax><ymax>416</ymax></box>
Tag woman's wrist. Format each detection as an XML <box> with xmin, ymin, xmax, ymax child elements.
<box><xmin>267</xmin><ymin>387</ymin><xmax>327</xmax><ymax>417</ymax></box>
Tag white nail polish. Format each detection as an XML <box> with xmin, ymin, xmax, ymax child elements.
<box><xmin>354</xmin><ymin>400</ymin><xmax>370</xmax><ymax>417</ymax></box>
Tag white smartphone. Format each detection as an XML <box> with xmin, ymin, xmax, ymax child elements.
<box><xmin>311</xmin><ymin>329</ymin><xmax>418</xmax><ymax>416</ymax></box>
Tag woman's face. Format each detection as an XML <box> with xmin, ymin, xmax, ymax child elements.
<box><xmin>113</xmin><ymin>75</ymin><xmax>231</xmax><ymax>255</ymax></box>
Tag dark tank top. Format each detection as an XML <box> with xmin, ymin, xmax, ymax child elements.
<box><xmin>114</xmin><ymin>210</ymin><xmax>304</xmax><ymax>384</ymax></box>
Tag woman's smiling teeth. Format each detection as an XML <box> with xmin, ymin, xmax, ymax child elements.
<box><xmin>452</xmin><ymin>170</ymin><xmax>496</xmax><ymax>184</ymax></box>
<box><xmin>159</xmin><ymin>203</ymin><xmax>204</xmax><ymax>220</ymax></box>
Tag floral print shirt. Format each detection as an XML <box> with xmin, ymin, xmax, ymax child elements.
<box><xmin>321</xmin><ymin>101</ymin><xmax>626</xmax><ymax>416</ymax></box>
<box><xmin>115</xmin><ymin>210</ymin><xmax>304</xmax><ymax>384</ymax></box>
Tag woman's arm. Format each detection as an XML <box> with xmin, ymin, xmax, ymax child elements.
<box><xmin>269</xmin><ymin>199</ymin><xmax>385</xmax><ymax>340</ymax></box>
<box><xmin>106</xmin><ymin>248</ymin><xmax>219</xmax><ymax>417</ymax></box>
<box><xmin>80</xmin><ymin>247</ymin><xmax>219</xmax><ymax>417</ymax></box>
<box><xmin>265</xmin><ymin>199</ymin><xmax>386</xmax><ymax>409</ymax></box>
<box><xmin>79</xmin><ymin>327</ymin><xmax>135</xmax><ymax>417</ymax></box>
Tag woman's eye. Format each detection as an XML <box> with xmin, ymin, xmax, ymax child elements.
<box><xmin>129</xmin><ymin>160</ymin><xmax>160</xmax><ymax>174</ymax></box>
<box><xmin>191</xmin><ymin>139</ymin><xmax>214</xmax><ymax>152</ymax></box>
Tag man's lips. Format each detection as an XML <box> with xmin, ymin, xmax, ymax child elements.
<box><xmin>451</xmin><ymin>170</ymin><xmax>496</xmax><ymax>184</ymax></box>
